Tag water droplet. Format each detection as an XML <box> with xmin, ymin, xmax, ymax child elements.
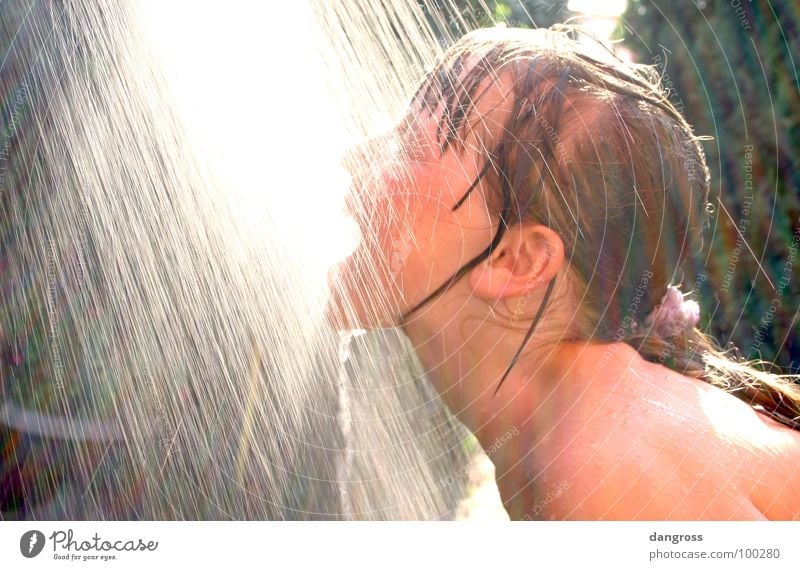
<box><xmin>704</xmin><ymin>202</ymin><xmax>715</xmax><ymax>214</ymax></box>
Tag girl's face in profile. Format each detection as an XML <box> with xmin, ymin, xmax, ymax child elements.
<box><xmin>328</xmin><ymin>105</ymin><xmax>497</xmax><ymax>329</ymax></box>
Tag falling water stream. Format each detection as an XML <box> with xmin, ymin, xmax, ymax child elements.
<box><xmin>0</xmin><ymin>0</ymin><xmax>504</xmax><ymax>520</ymax></box>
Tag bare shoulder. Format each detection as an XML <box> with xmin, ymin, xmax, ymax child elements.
<box><xmin>537</xmin><ymin>347</ymin><xmax>800</xmax><ymax>520</ymax></box>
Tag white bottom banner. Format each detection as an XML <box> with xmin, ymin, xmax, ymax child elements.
<box><xmin>1</xmin><ymin>521</ymin><xmax>798</xmax><ymax>569</ymax></box>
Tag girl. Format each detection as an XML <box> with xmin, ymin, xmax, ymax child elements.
<box><xmin>328</xmin><ymin>25</ymin><xmax>800</xmax><ymax>520</ymax></box>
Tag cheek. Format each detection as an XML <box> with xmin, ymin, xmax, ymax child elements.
<box><xmin>368</xmin><ymin>191</ymin><xmax>441</xmax><ymax>293</ymax></box>
<box><xmin>373</xmin><ymin>189</ymin><xmax>487</xmax><ymax>307</ymax></box>
<box><xmin>343</xmin><ymin>160</ymin><xmax>492</xmax><ymax>312</ymax></box>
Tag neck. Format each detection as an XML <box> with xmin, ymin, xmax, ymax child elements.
<box><xmin>400</xmin><ymin>303</ymin><xmax>577</xmax><ymax>461</ymax></box>
<box><xmin>401</xmin><ymin>303</ymin><xmax>639</xmax><ymax>517</ymax></box>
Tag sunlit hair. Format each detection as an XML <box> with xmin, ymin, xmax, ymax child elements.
<box><xmin>400</xmin><ymin>25</ymin><xmax>800</xmax><ymax>429</ymax></box>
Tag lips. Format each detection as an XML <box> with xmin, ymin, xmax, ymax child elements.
<box><xmin>339</xmin><ymin>211</ymin><xmax>363</xmax><ymax>259</ymax></box>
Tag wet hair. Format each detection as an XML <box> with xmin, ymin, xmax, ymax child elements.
<box><xmin>399</xmin><ymin>25</ymin><xmax>800</xmax><ymax>429</ymax></box>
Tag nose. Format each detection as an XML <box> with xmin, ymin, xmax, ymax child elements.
<box><xmin>340</xmin><ymin>129</ymin><xmax>411</xmax><ymax>218</ymax></box>
<box><xmin>341</xmin><ymin>129</ymin><xmax>406</xmax><ymax>172</ymax></box>
<box><xmin>340</xmin><ymin>137</ymin><xmax>384</xmax><ymax>216</ymax></box>
<box><xmin>341</xmin><ymin>140</ymin><xmax>370</xmax><ymax>175</ymax></box>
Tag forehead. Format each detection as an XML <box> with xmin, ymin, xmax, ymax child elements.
<box><xmin>406</xmin><ymin>42</ymin><xmax>564</xmax><ymax>164</ymax></box>
<box><xmin>346</xmin><ymin>31</ymin><xmax>561</xmax><ymax>194</ymax></box>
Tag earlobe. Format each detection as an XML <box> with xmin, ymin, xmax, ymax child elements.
<box><xmin>468</xmin><ymin>224</ymin><xmax>564</xmax><ymax>300</ymax></box>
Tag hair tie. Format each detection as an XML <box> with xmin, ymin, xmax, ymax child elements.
<box><xmin>644</xmin><ymin>285</ymin><xmax>700</xmax><ymax>337</ymax></box>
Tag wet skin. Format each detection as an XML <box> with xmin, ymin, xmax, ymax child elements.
<box><xmin>328</xmin><ymin>79</ymin><xmax>800</xmax><ymax>520</ymax></box>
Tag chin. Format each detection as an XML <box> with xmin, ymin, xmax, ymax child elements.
<box><xmin>325</xmin><ymin>255</ymin><xmax>401</xmax><ymax>331</ymax></box>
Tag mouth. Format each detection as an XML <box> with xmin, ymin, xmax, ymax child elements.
<box><xmin>339</xmin><ymin>211</ymin><xmax>363</xmax><ymax>259</ymax></box>
<box><xmin>323</xmin><ymin>209</ymin><xmax>363</xmax><ymax>269</ymax></box>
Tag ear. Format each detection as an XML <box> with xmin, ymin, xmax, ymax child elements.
<box><xmin>468</xmin><ymin>224</ymin><xmax>564</xmax><ymax>300</ymax></box>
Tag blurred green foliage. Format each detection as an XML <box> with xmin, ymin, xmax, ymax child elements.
<box><xmin>622</xmin><ymin>0</ymin><xmax>800</xmax><ymax>372</ymax></box>
<box><xmin>418</xmin><ymin>1</ymin><xmax>571</xmax><ymax>39</ymax></box>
